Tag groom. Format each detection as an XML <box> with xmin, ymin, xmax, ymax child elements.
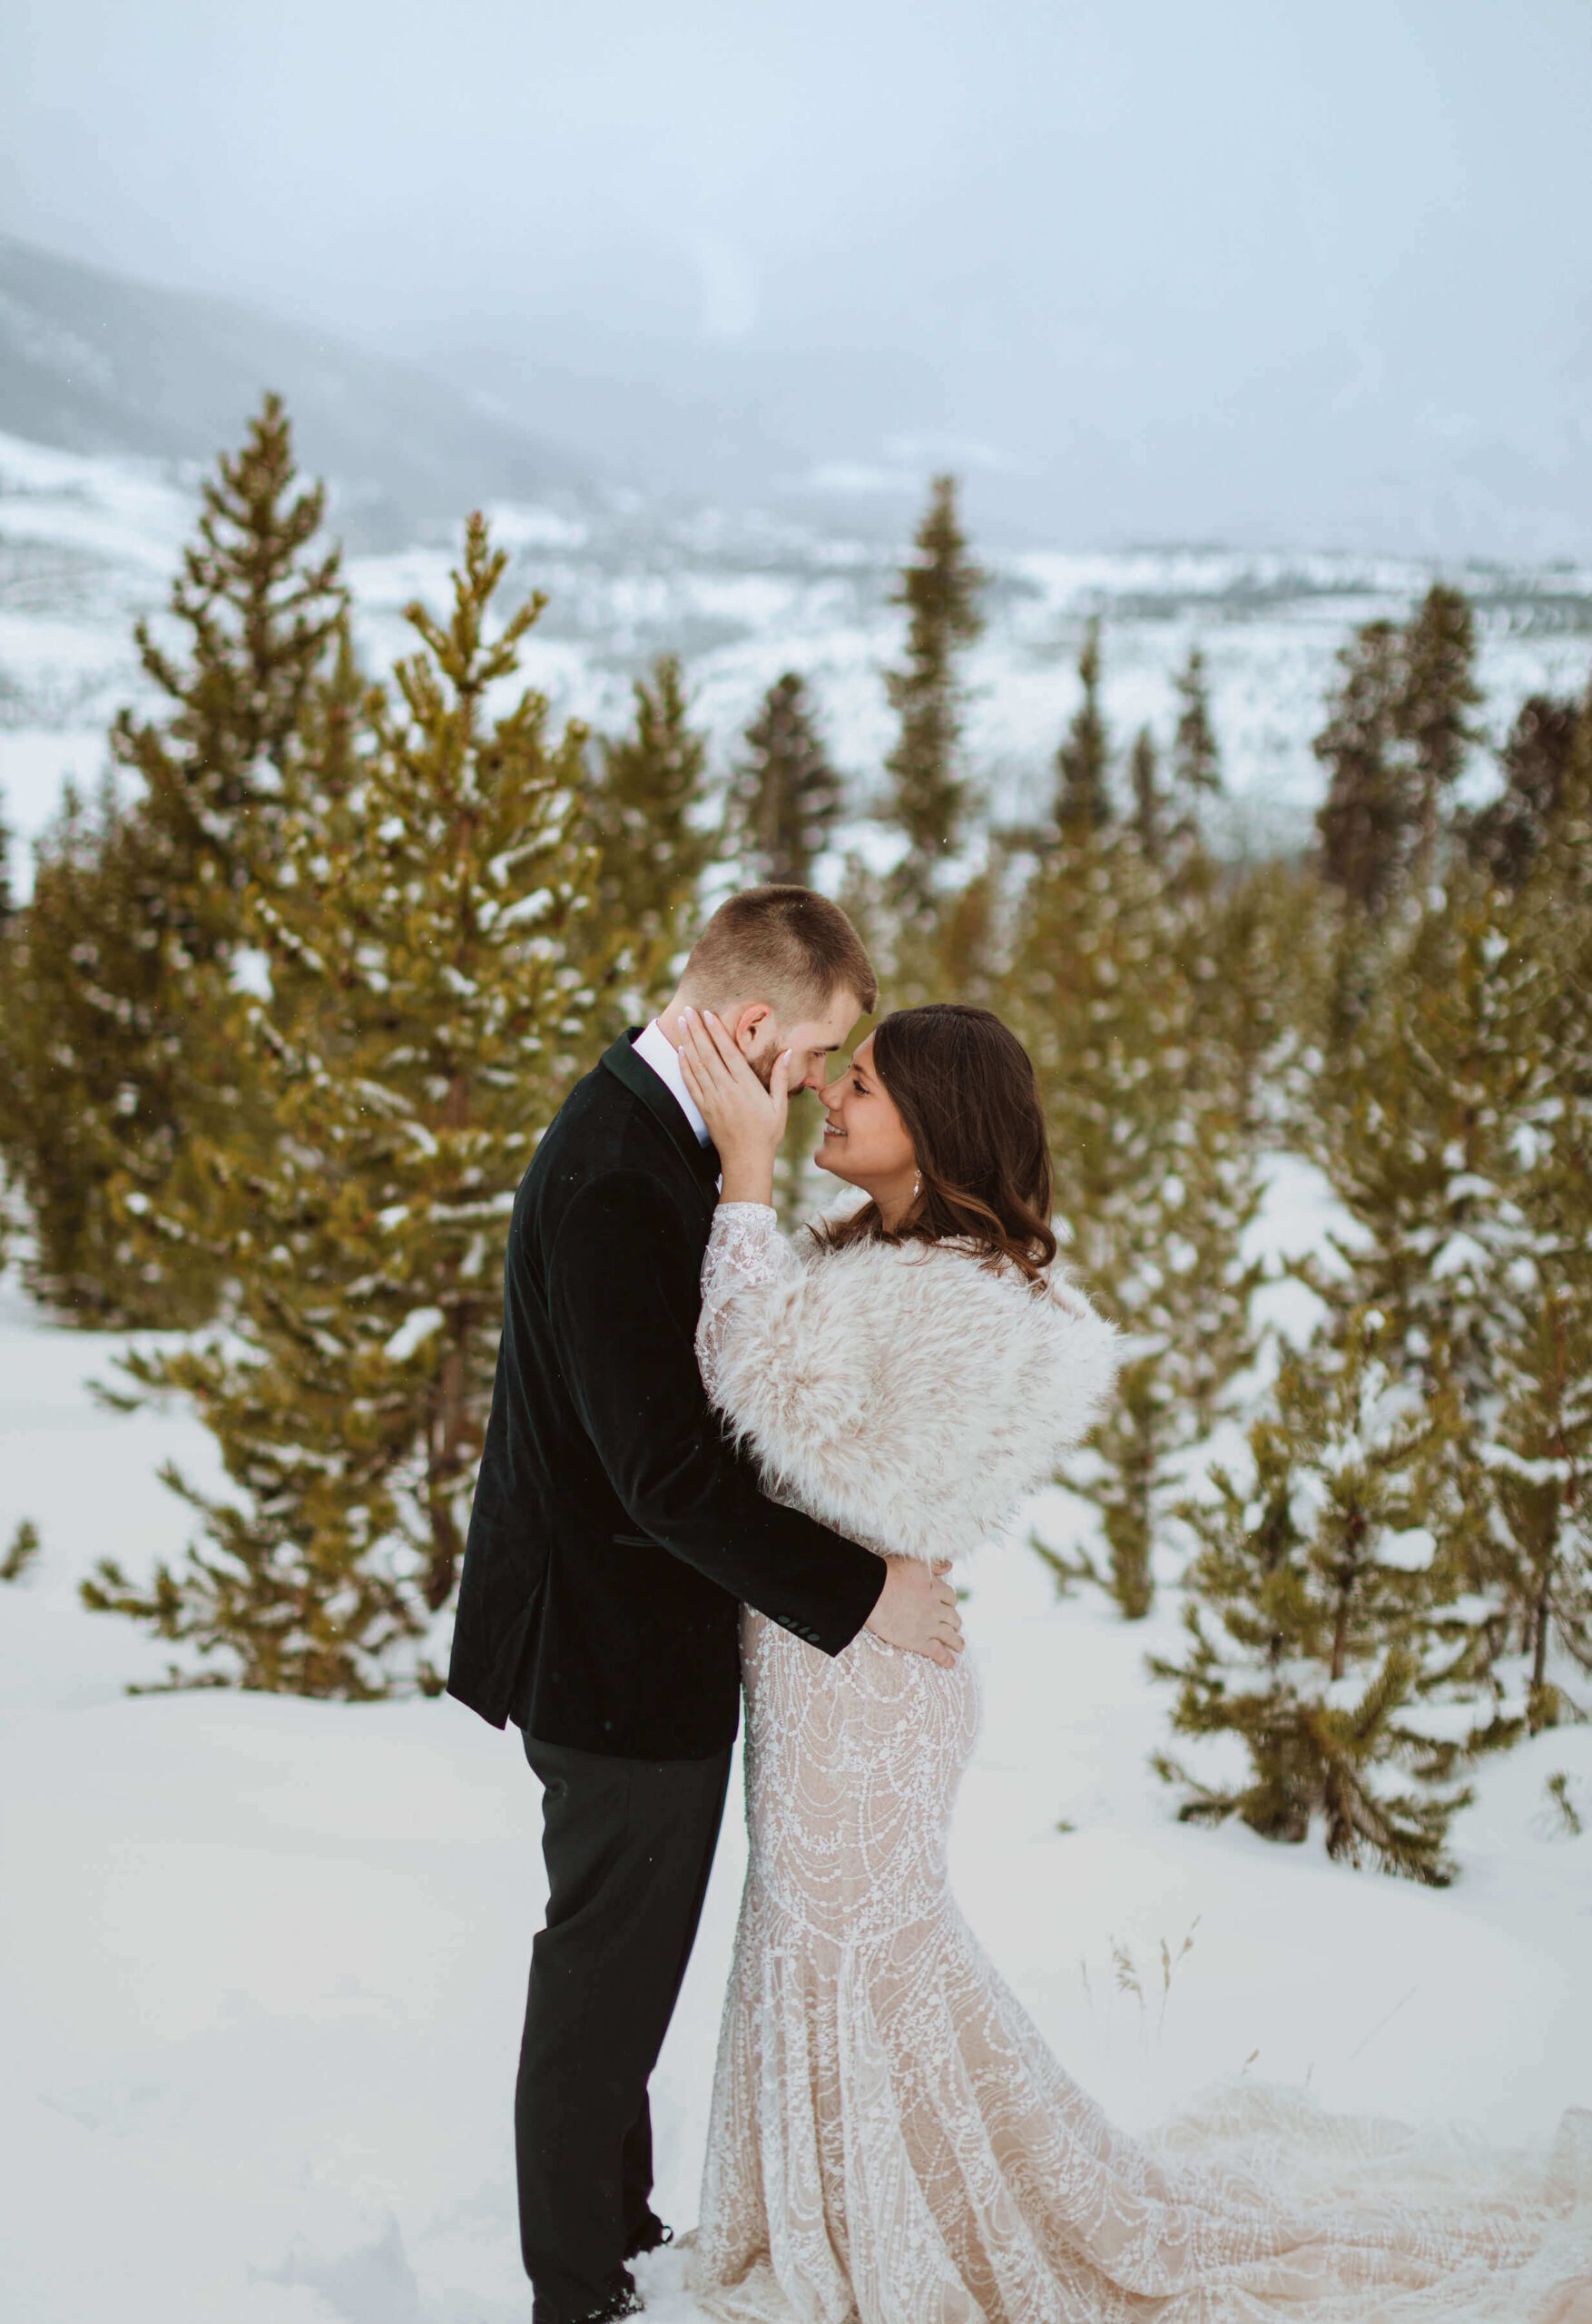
<box><xmin>449</xmin><ymin>885</ymin><xmax>963</xmax><ymax>2324</ymax></box>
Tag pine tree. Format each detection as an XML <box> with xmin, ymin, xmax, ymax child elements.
<box><xmin>1006</xmin><ymin>823</ymin><xmax>1174</xmax><ymax>1306</ymax></box>
<box><xmin>933</xmin><ymin>847</ymin><xmax>1015</xmax><ymax>1009</ymax></box>
<box><xmin>728</xmin><ymin>670</ymin><xmax>844</xmax><ymax>889</ymax></box>
<box><xmin>1297</xmin><ymin>696</ymin><xmax>1591</xmax><ymax>1727</ymax></box>
<box><xmin>0</xmin><ymin>780</ymin><xmax>174</xmax><ymax>1322</ymax></box>
<box><xmin>1312</xmin><ymin>618</ymin><xmax>1409</xmax><ymax>914</ymax></box>
<box><xmin>1302</xmin><ymin>868</ymin><xmax>1548</xmax><ymax>1421</ymax></box>
<box><xmin>82</xmin><ymin>517</ymin><xmax>606</xmax><ymax>1697</ymax></box>
<box><xmin>1054</xmin><ymin>618</ymin><xmax>1112</xmax><ymax>835</ymax></box>
<box><xmin>1153</xmin><ymin>1314</ymin><xmax>1512</xmax><ymax>1886</ymax></box>
<box><xmin>1487</xmin><ymin>1127</ymin><xmax>1592</xmax><ymax>1727</ymax></box>
<box><xmin>1464</xmin><ymin>692</ymin><xmax>1583</xmax><ymax>890</ymax></box>
<box><xmin>1204</xmin><ymin>858</ymin><xmax>1334</xmax><ymax>1144</ymax></box>
<box><xmin>1544</xmin><ymin>688</ymin><xmax>1592</xmax><ymax>1064</ymax></box>
<box><xmin>1481</xmin><ymin>707</ymin><xmax>1592</xmax><ymax>1719</ymax></box>
<box><xmin>1397</xmin><ymin>584</ymin><xmax>1483</xmax><ymax>886</ymax></box>
<box><xmin>1313</xmin><ymin>589</ymin><xmax>1481</xmax><ymax>916</ymax></box>
<box><xmin>584</xmin><ymin>653</ymin><xmax>713</xmax><ymax>1019</ymax></box>
<box><xmin>1075</xmin><ymin>1119</ymin><xmax>1262</xmax><ymax>1621</ymax></box>
<box><xmin>0</xmin><ymin>396</ymin><xmax>349</xmax><ymax>1324</ymax></box>
<box><xmin>1171</xmin><ymin>644</ymin><xmax>1222</xmax><ymax>830</ymax></box>
<box><xmin>882</xmin><ymin>476</ymin><xmax>987</xmax><ymax>931</ymax></box>
<box><xmin>112</xmin><ymin>391</ymin><xmax>347</xmax><ymax>915</ymax></box>
<box><xmin>1006</xmin><ymin>823</ymin><xmax>1263</xmax><ymax>1618</ymax></box>
<box><xmin>1128</xmin><ymin>727</ymin><xmax>1163</xmax><ymax>862</ymax></box>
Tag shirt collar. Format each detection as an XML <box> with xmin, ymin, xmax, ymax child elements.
<box><xmin>633</xmin><ymin>1019</ymin><xmax>712</xmax><ymax>1147</ymax></box>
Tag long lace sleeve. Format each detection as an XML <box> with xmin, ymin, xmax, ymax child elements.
<box><xmin>696</xmin><ymin>1202</ymin><xmax>802</xmax><ymax>1410</ymax></box>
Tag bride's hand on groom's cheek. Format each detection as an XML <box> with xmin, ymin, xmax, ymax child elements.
<box><xmin>680</xmin><ymin>1009</ymin><xmax>790</xmax><ymax>1162</ymax></box>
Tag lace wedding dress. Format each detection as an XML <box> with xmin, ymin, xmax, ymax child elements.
<box><xmin>687</xmin><ymin>1203</ymin><xmax>1592</xmax><ymax>2324</ymax></box>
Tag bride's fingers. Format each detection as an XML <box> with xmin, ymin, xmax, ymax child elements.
<box><xmin>684</xmin><ymin>1009</ymin><xmax>737</xmax><ymax>1088</ymax></box>
<box><xmin>681</xmin><ymin>1011</ymin><xmax>735</xmax><ymax>1099</ymax></box>
<box><xmin>676</xmin><ymin>1031</ymin><xmax>710</xmax><ymax>1104</ymax></box>
<box><xmin>702</xmin><ymin>1010</ymin><xmax>762</xmax><ymax>1086</ymax></box>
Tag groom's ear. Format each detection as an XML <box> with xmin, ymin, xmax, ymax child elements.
<box><xmin>732</xmin><ymin>1002</ymin><xmax>772</xmax><ymax>1054</ymax></box>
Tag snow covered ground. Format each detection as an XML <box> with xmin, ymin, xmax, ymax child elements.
<box><xmin>4</xmin><ymin>1164</ymin><xmax>1591</xmax><ymax>2324</ymax></box>
<box><xmin>5</xmin><ymin>427</ymin><xmax>1591</xmax><ymax>892</ymax></box>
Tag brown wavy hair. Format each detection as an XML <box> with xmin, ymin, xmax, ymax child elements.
<box><xmin>814</xmin><ymin>1003</ymin><xmax>1057</xmax><ymax>1280</ymax></box>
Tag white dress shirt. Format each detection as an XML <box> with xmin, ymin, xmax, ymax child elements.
<box><xmin>633</xmin><ymin>1018</ymin><xmax>712</xmax><ymax>1148</ymax></box>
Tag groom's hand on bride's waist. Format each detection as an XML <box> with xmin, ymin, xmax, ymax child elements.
<box><xmin>865</xmin><ymin>1558</ymin><xmax>964</xmax><ymax>1669</ymax></box>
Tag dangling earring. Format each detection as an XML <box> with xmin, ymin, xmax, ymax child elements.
<box><xmin>913</xmin><ymin>1170</ymin><xmax>922</xmax><ymax>1200</ymax></box>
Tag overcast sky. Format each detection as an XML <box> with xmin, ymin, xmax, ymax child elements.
<box><xmin>3</xmin><ymin>0</ymin><xmax>1589</xmax><ymax>541</ymax></box>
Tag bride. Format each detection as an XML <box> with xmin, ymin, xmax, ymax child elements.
<box><xmin>675</xmin><ymin>1000</ymin><xmax>1592</xmax><ymax>2324</ymax></box>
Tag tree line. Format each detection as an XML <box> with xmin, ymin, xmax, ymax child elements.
<box><xmin>0</xmin><ymin>397</ymin><xmax>1587</xmax><ymax>1886</ymax></box>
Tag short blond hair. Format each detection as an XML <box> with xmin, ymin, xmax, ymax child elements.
<box><xmin>679</xmin><ymin>885</ymin><xmax>878</xmax><ymax>1018</ymax></box>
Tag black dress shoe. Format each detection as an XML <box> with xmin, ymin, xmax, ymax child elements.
<box><xmin>536</xmin><ymin>2270</ymin><xmax>643</xmax><ymax>2324</ymax></box>
<box><xmin>579</xmin><ymin>2288</ymin><xmax>644</xmax><ymax>2322</ymax></box>
<box><xmin>624</xmin><ymin>2213</ymin><xmax>673</xmax><ymax>2260</ymax></box>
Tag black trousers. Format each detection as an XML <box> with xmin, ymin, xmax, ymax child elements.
<box><xmin>516</xmin><ymin>1734</ymin><xmax>732</xmax><ymax>2324</ymax></box>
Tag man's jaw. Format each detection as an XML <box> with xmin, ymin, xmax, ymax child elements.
<box><xmin>743</xmin><ymin>1037</ymin><xmax>779</xmax><ymax>1092</ymax></box>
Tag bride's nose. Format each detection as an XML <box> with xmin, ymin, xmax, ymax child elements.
<box><xmin>819</xmin><ymin>1068</ymin><xmax>846</xmax><ymax>1109</ymax></box>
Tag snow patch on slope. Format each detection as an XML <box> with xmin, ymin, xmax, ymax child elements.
<box><xmin>3</xmin><ymin>1162</ymin><xmax>1589</xmax><ymax>2321</ymax></box>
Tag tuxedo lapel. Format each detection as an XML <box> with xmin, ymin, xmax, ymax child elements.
<box><xmin>601</xmin><ymin>1029</ymin><xmax>722</xmax><ymax>1199</ymax></box>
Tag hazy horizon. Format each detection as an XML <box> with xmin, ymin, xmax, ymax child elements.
<box><xmin>3</xmin><ymin>0</ymin><xmax>1590</xmax><ymax>547</ymax></box>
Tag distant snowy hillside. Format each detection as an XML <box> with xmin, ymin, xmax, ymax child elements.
<box><xmin>3</xmin><ymin>424</ymin><xmax>1590</xmax><ymax>891</ymax></box>
<box><xmin>0</xmin><ymin>234</ymin><xmax>588</xmax><ymax>544</ymax></box>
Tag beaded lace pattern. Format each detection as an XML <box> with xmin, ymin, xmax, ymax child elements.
<box><xmin>689</xmin><ymin>1203</ymin><xmax>1592</xmax><ymax>2324</ymax></box>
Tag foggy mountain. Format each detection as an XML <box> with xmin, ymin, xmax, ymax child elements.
<box><xmin>4</xmin><ymin>225</ymin><xmax>1587</xmax><ymax>566</ymax></box>
<box><xmin>5</xmin><ymin>2</ymin><xmax>1589</xmax><ymax>559</ymax></box>
<box><xmin>2</xmin><ymin>230</ymin><xmax>1587</xmax><ymax>893</ymax></box>
<box><xmin>393</xmin><ymin>310</ymin><xmax>1592</xmax><ymax>562</ymax></box>
<box><xmin>393</xmin><ymin>320</ymin><xmax>957</xmax><ymax>543</ymax></box>
<box><xmin>0</xmin><ymin>234</ymin><xmax>590</xmax><ymax>546</ymax></box>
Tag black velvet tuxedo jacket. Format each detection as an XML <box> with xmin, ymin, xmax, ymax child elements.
<box><xmin>447</xmin><ymin>1029</ymin><xmax>889</xmax><ymax>1758</ymax></box>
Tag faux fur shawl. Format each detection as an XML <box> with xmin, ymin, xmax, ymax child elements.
<box><xmin>705</xmin><ymin>1228</ymin><xmax>1124</xmax><ymax>1567</ymax></box>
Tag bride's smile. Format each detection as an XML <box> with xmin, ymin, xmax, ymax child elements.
<box><xmin>814</xmin><ymin>1034</ymin><xmax>919</xmax><ymax>1228</ymax></box>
